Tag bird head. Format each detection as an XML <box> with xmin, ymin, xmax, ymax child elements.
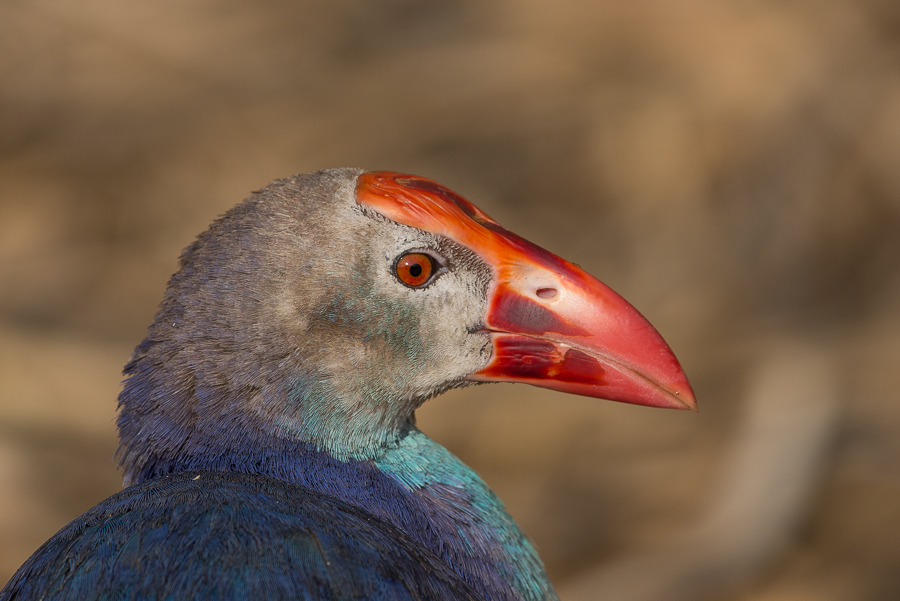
<box><xmin>117</xmin><ymin>168</ymin><xmax>694</xmax><ymax>480</ymax></box>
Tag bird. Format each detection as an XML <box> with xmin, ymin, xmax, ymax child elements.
<box><xmin>1</xmin><ymin>169</ymin><xmax>695</xmax><ymax>601</ymax></box>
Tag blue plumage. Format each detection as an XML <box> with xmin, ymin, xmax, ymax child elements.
<box><xmin>3</xmin><ymin>432</ymin><xmax>551</xmax><ymax>600</ymax></box>
<box><xmin>3</xmin><ymin>471</ymin><xmax>482</xmax><ymax>600</ymax></box>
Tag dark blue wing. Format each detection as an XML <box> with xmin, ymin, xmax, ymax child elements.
<box><xmin>1</xmin><ymin>472</ymin><xmax>483</xmax><ymax>601</ymax></box>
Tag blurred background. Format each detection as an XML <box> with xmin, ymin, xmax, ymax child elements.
<box><xmin>1</xmin><ymin>1</ymin><xmax>899</xmax><ymax>599</ymax></box>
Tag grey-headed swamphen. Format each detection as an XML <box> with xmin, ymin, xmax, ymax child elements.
<box><xmin>1</xmin><ymin>169</ymin><xmax>695</xmax><ymax>601</ymax></box>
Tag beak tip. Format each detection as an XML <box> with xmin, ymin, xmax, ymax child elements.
<box><xmin>680</xmin><ymin>396</ymin><xmax>700</xmax><ymax>413</ymax></box>
<box><xmin>670</xmin><ymin>386</ymin><xmax>698</xmax><ymax>412</ymax></box>
<box><xmin>657</xmin><ymin>366</ymin><xmax>697</xmax><ymax>411</ymax></box>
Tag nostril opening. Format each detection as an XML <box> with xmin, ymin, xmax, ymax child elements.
<box><xmin>536</xmin><ymin>287</ymin><xmax>558</xmax><ymax>299</ymax></box>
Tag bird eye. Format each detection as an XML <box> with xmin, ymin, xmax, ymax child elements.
<box><xmin>394</xmin><ymin>252</ymin><xmax>437</xmax><ymax>288</ymax></box>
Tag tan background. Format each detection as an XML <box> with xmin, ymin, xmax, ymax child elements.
<box><xmin>1</xmin><ymin>1</ymin><xmax>899</xmax><ymax>599</ymax></box>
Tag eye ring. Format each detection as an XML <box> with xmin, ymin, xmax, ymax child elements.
<box><xmin>393</xmin><ymin>251</ymin><xmax>443</xmax><ymax>288</ymax></box>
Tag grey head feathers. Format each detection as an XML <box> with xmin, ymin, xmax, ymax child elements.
<box><xmin>117</xmin><ymin>168</ymin><xmax>493</xmax><ymax>482</ymax></box>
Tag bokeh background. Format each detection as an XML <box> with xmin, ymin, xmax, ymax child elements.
<box><xmin>1</xmin><ymin>1</ymin><xmax>899</xmax><ymax>599</ymax></box>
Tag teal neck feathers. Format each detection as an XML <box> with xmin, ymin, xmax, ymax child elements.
<box><xmin>375</xmin><ymin>428</ymin><xmax>558</xmax><ymax>601</ymax></box>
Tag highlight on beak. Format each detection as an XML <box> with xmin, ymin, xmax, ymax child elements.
<box><xmin>356</xmin><ymin>171</ymin><xmax>696</xmax><ymax>411</ymax></box>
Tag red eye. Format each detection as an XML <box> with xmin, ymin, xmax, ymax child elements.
<box><xmin>395</xmin><ymin>253</ymin><xmax>435</xmax><ymax>287</ymax></box>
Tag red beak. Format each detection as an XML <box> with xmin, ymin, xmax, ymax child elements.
<box><xmin>356</xmin><ymin>171</ymin><xmax>696</xmax><ymax>411</ymax></box>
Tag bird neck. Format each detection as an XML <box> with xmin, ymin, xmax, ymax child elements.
<box><xmin>374</xmin><ymin>428</ymin><xmax>558</xmax><ymax>601</ymax></box>
<box><xmin>123</xmin><ymin>425</ymin><xmax>555</xmax><ymax>601</ymax></box>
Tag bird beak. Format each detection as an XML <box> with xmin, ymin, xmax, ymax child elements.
<box><xmin>356</xmin><ymin>171</ymin><xmax>696</xmax><ymax>411</ymax></box>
